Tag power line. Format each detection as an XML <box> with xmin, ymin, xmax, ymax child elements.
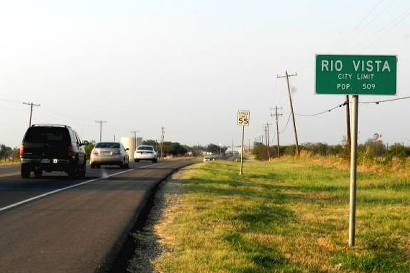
<box><xmin>1</xmin><ymin>97</ymin><xmax>98</xmax><ymax>125</ymax></box>
<box><xmin>359</xmin><ymin>96</ymin><xmax>410</xmax><ymax>104</ymax></box>
<box><xmin>328</xmin><ymin>0</ymin><xmax>393</xmax><ymax>53</ymax></box>
<box><xmin>353</xmin><ymin>0</ymin><xmax>387</xmax><ymax>31</ymax></box>
<box><xmin>280</xmin><ymin>113</ymin><xmax>291</xmax><ymax>133</ymax></box>
<box><xmin>344</xmin><ymin>3</ymin><xmax>410</xmax><ymax>52</ymax></box>
<box><xmin>0</xmin><ymin>98</ymin><xmax>22</xmax><ymax>104</ymax></box>
<box><xmin>374</xmin><ymin>5</ymin><xmax>410</xmax><ymax>34</ymax></box>
<box><xmin>294</xmin><ymin>96</ymin><xmax>410</xmax><ymax>118</ymax></box>
<box><xmin>331</xmin><ymin>0</ymin><xmax>388</xmax><ymax>46</ymax></box>
<box><xmin>295</xmin><ymin>102</ymin><xmax>347</xmax><ymax>117</ymax></box>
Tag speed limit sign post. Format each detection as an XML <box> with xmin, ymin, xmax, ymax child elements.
<box><xmin>237</xmin><ymin>110</ymin><xmax>250</xmax><ymax>175</ymax></box>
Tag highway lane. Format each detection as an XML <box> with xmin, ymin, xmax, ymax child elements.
<box><xmin>0</xmin><ymin>161</ymin><xmax>152</xmax><ymax>209</ymax></box>
<box><xmin>0</xmin><ymin>159</ymin><xmax>193</xmax><ymax>273</ymax></box>
<box><xmin>0</xmin><ymin>164</ymin><xmax>20</xmax><ymax>177</ymax></box>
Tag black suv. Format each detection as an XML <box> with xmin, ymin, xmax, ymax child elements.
<box><xmin>19</xmin><ymin>124</ymin><xmax>87</xmax><ymax>178</ymax></box>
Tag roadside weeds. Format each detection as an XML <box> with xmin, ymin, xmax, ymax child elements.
<box><xmin>127</xmin><ymin>160</ymin><xmax>409</xmax><ymax>273</ymax></box>
<box><xmin>127</xmin><ymin>172</ymin><xmax>184</xmax><ymax>273</ymax></box>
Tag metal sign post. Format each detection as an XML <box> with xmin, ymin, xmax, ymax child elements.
<box><xmin>349</xmin><ymin>95</ymin><xmax>359</xmax><ymax>246</ymax></box>
<box><xmin>237</xmin><ymin>110</ymin><xmax>250</xmax><ymax>175</ymax></box>
<box><xmin>240</xmin><ymin>125</ymin><xmax>245</xmax><ymax>175</ymax></box>
<box><xmin>315</xmin><ymin>55</ymin><xmax>397</xmax><ymax>247</ymax></box>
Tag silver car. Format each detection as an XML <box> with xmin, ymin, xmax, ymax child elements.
<box><xmin>134</xmin><ymin>145</ymin><xmax>158</xmax><ymax>163</ymax></box>
<box><xmin>90</xmin><ymin>142</ymin><xmax>130</xmax><ymax>168</ymax></box>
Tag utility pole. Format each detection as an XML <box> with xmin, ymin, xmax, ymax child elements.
<box><xmin>277</xmin><ymin>71</ymin><xmax>300</xmax><ymax>156</ymax></box>
<box><xmin>23</xmin><ymin>102</ymin><xmax>40</xmax><ymax>127</ymax></box>
<box><xmin>160</xmin><ymin>127</ymin><xmax>165</xmax><ymax>159</ymax></box>
<box><xmin>264</xmin><ymin>123</ymin><xmax>272</xmax><ymax>161</ymax></box>
<box><xmin>271</xmin><ymin>106</ymin><xmax>283</xmax><ymax>157</ymax></box>
<box><xmin>95</xmin><ymin>120</ymin><xmax>107</xmax><ymax>142</ymax></box>
<box><xmin>345</xmin><ymin>95</ymin><xmax>351</xmax><ymax>155</ymax></box>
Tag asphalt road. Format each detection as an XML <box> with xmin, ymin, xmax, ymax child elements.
<box><xmin>0</xmin><ymin>159</ymin><xmax>192</xmax><ymax>273</ymax></box>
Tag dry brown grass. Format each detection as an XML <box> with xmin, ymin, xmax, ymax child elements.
<box><xmin>282</xmin><ymin>150</ymin><xmax>410</xmax><ymax>177</ymax></box>
<box><xmin>130</xmin><ymin>159</ymin><xmax>409</xmax><ymax>273</ymax></box>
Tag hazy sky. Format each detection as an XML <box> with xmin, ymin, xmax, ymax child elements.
<box><xmin>1</xmin><ymin>0</ymin><xmax>409</xmax><ymax>147</ymax></box>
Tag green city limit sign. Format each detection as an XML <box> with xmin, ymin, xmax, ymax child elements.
<box><xmin>316</xmin><ymin>55</ymin><xmax>397</xmax><ymax>95</ymax></box>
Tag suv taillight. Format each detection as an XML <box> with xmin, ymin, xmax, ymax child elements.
<box><xmin>67</xmin><ymin>146</ymin><xmax>74</xmax><ymax>157</ymax></box>
<box><xmin>19</xmin><ymin>145</ymin><xmax>24</xmax><ymax>157</ymax></box>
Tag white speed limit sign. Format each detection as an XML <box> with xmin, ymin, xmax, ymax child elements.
<box><xmin>237</xmin><ymin>110</ymin><xmax>250</xmax><ymax>126</ymax></box>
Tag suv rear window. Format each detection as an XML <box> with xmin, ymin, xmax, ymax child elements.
<box><xmin>137</xmin><ymin>146</ymin><xmax>154</xmax><ymax>151</ymax></box>
<box><xmin>24</xmin><ymin>127</ymin><xmax>70</xmax><ymax>144</ymax></box>
<box><xmin>95</xmin><ymin>142</ymin><xmax>120</xmax><ymax>148</ymax></box>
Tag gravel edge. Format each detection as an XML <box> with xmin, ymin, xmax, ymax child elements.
<box><xmin>126</xmin><ymin>171</ymin><xmax>184</xmax><ymax>273</ymax></box>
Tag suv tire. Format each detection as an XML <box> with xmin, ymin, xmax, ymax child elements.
<box><xmin>34</xmin><ymin>169</ymin><xmax>42</xmax><ymax>178</ymax></box>
<box><xmin>67</xmin><ymin>167</ymin><xmax>77</xmax><ymax>179</ymax></box>
<box><xmin>21</xmin><ymin>164</ymin><xmax>31</xmax><ymax>178</ymax></box>
<box><xmin>77</xmin><ymin>162</ymin><xmax>86</xmax><ymax>178</ymax></box>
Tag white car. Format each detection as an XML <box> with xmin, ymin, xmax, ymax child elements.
<box><xmin>203</xmin><ymin>154</ymin><xmax>216</xmax><ymax>162</ymax></box>
<box><xmin>134</xmin><ymin>145</ymin><xmax>158</xmax><ymax>163</ymax></box>
<box><xmin>90</xmin><ymin>142</ymin><xmax>129</xmax><ymax>168</ymax></box>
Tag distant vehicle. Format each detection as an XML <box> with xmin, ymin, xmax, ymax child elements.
<box><xmin>19</xmin><ymin>124</ymin><xmax>87</xmax><ymax>178</ymax></box>
<box><xmin>203</xmin><ymin>154</ymin><xmax>216</xmax><ymax>162</ymax></box>
<box><xmin>90</xmin><ymin>142</ymin><xmax>129</xmax><ymax>169</ymax></box>
<box><xmin>134</xmin><ymin>145</ymin><xmax>158</xmax><ymax>163</ymax></box>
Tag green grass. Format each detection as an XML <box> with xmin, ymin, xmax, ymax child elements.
<box><xmin>152</xmin><ymin>159</ymin><xmax>409</xmax><ymax>273</ymax></box>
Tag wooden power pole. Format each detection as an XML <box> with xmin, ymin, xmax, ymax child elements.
<box><xmin>264</xmin><ymin>123</ymin><xmax>272</xmax><ymax>161</ymax></box>
<box><xmin>95</xmin><ymin>120</ymin><xmax>107</xmax><ymax>142</ymax></box>
<box><xmin>23</xmin><ymin>102</ymin><xmax>40</xmax><ymax>127</ymax></box>
<box><xmin>277</xmin><ymin>71</ymin><xmax>300</xmax><ymax>156</ymax></box>
<box><xmin>160</xmin><ymin>127</ymin><xmax>165</xmax><ymax>159</ymax></box>
<box><xmin>271</xmin><ymin>106</ymin><xmax>283</xmax><ymax>157</ymax></box>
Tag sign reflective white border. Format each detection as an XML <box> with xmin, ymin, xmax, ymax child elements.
<box><xmin>237</xmin><ymin>110</ymin><xmax>250</xmax><ymax>126</ymax></box>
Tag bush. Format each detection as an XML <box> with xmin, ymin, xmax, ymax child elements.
<box><xmin>364</xmin><ymin>139</ymin><xmax>387</xmax><ymax>157</ymax></box>
<box><xmin>252</xmin><ymin>139</ymin><xmax>410</xmax><ymax>165</ymax></box>
<box><xmin>0</xmin><ymin>144</ymin><xmax>19</xmax><ymax>162</ymax></box>
<box><xmin>84</xmin><ymin>141</ymin><xmax>95</xmax><ymax>159</ymax></box>
<box><xmin>252</xmin><ymin>142</ymin><xmax>277</xmax><ymax>160</ymax></box>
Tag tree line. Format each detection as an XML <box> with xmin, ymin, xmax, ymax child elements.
<box><xmin>0</xmin><ymin>144</ymin><xmax>19</xmax><ymax>162</ymax></box>
<box><xmin>253</xmin><ymin>138</ymin><xmax>410</xmax><ymax>163</ymax></box>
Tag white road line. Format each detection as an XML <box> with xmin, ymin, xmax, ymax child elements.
<box><xmin>0</xmin><ymin>169</ymin><xmax>134</xmax><ymax>213</ymax></box>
